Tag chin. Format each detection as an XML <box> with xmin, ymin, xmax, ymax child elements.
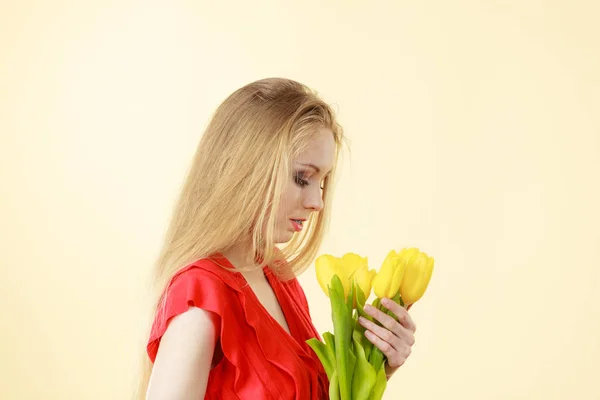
<box><xmin>274</xmin><ymin>231</ymin><xmax>294</xmax><ymax>244</ymax></box>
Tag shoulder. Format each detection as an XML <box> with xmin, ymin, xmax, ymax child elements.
<box><xmin>170</xmin><ymin>256</ymin><xmax>239</xmax><ymax>285</ymax></box>
<box><xmin>164</xmin><ymin>256</ymin><xmax>244</xmax><ymax>301</ymax></box>
<box><xmin>147</xmin><ymin>256</ymin><xmax>242</xmax><ymax>362</ymax></box>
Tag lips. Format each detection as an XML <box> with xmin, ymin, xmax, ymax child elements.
<box><xmin>290</xmin><ymin>219</ymin><xmax>305</xmax><ymax>232</ymax></box>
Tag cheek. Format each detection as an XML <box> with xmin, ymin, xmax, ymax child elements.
<box><xmin>276</xmin><ymin>187</ymin><xmax>301</xmax><ymax>218</ymax></box>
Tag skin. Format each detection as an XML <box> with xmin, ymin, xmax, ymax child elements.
<box><xmin>360</xmin><ymin>298</ymin><xmax>417</xmax><ymax>379</ymax></box>
<box><xmin>146</xmin><ymin>128</ymin><xmax>416</xmax><ymax>398</ymax></box>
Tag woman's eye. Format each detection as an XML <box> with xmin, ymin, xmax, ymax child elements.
<box><xmin>294</xmin><ymin>172</ymin><xmax>310</xmax><ymax>187</ymax></box>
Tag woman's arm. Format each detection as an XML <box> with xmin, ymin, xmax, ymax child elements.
<box><xmin>146</xmin><ymin>306</ymin><xmax>217</xmax><ymax>400</ymax></box>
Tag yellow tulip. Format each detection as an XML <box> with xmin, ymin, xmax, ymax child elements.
<box><xmin>351</xmin><ymin>265</ymin><xmax>377</xmax><ymax>300</ymax></box>
<box><xmin>315</xmin><ymin>254</ymin><xmax>343</xmax><ymax>296</ymax></box>
<box><xmin>315</xmin><ymin>253</ymin><xmax>376</xmax><ymax>301</ymax></box>
<box><xmin>372</xmin><ymin>250</ymin><xmax>406</xmax><ymax>299</ymax></box>
<box><xmin>341</xmin><ymin>252</ymin><xmax>376</xmax><ymax>299</ymax></box>
<box><xmin>341</xmin><ymin>252</ymin><xmax>368</xmax><ymax>272</ymax></box>
<box><xmin>399</xmin><ymin>248</ymin><xmax>434</xmax><ymax>306</ymax></box>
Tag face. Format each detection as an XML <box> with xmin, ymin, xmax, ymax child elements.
<box><xmin>273</xmin><ymin>127</ymin><xmax>336</xmax><ymax>243</ymax></box>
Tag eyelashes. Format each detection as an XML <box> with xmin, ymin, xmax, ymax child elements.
<box><xmin>294</xmin><ymin>171</ymin><xmax>325</xmax><ymax>190</ymax></box>
<box><xmin>294</xmin><ymin>172</ymin><xmax>310</xmax><ymax>187</ymax></box>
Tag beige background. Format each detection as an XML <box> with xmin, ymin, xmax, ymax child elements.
<box><xmin>1</xmin><ymin>1</ymin><xmax>599</xmax><ymax>399</ymax></box>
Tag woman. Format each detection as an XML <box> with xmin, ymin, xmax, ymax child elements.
<box><xmin>136</xmin><ymin>78</ymin><xmax>417</xmax><ymax>399</ymax></box>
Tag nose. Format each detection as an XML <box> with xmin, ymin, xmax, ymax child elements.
<box><xmin>303</xmin><ymin>187</ymin><xmax>324</xmax><ymax>212</ymax></box>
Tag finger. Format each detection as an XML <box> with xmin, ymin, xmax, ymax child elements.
<box><xmin>360</xmin><ymin>314</ymin><xmax>416</xmax><ymax>348</ymax></box>
<box><xmin>358</xmin><ymin>316</ymin><xmax>402</xmax><ymax>351</ymax></box>
<box><xmin>363</xmin><ymin>327</ymin><xmax>412</xmax><ymax>367</ymax></box>
<box><xmin>364</xmin><ymin>304</ymin><xmax>403</xmax><ymax>337</ymax></box>
<box><xmin>381</xmin><ymin>298</ymin><xmax>417</xmax><ymax>333</ymax></box>
<box><xmin>363</xmin><ymin>327</ymin><xmax>397</xmax><ymax>358</ymax></box>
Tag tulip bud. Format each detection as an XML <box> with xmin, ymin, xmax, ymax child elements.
<box><xmin>399</xmin><ymin>249</ymin><xmax>434</xmax><ymax>306</ymax></box>
<box><xmin>372</xmin><ymin>250</ymin><xmax>405</xmax><ymax>299</ymax></box>
<box><xmin>315</xmin><ymin>254</ymin><xmax>342</xmax><ymax>297</ymax></box>
<box><xmin>316</xmin><ymin>253</ymin><xmax>376</xmax><ymax>304</ymax></box>
<box><xmin>351</xmin><ymin>265</ymin><xmax>377</xmax><ymax>301</ymax></box>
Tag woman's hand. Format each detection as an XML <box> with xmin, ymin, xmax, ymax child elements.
<box><xmin>358</xmin><ymin>298</ymin><xmax>417</xmax><ymax>379</ymax></box>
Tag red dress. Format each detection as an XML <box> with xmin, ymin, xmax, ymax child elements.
<box><xmin>146</xmin><ymin>255</ymin><xmax>329</xmax><ymax>399</ymax></box>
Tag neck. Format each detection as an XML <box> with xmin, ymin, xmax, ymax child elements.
<box><xmin>221</xmin><ymin>243</ymin><xmax>268</xmax><ymax>283</ymax></box>
<box><xmin>222</xmin><ymin>241</ymin><xmax>260</xmax><ymax>269</ymax></box>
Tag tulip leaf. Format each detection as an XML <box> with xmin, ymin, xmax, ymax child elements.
<box><xmin>355</xmin><ymin>293</ymin><xmax>375</xmax><ymax>359</ymax></box>
<box><xmin>372</xmin><ymin>298</ymin><xmax>381</xmax><ymax>312</ymax></box>
<box><xmin>368</xmin><ymin>297</ymin><xmax>386</xmax><ymax>370</ymax></box>
<box><xmin>348</xmin><ymin>346</ymin><xmax>357</xmax><ymax>389</ymax></box>
<box><xmin>329</xmin><ymin>369</ymin><xmax>340</xmax><ymax>400</ymax></box>
<box><xmin>352</xmin><ymin>327</ymin><xmax>363</xmax><ymax>346</ymax></box>
<box><xmin>353</xmin><ymin>317</ymin><xmax>373</xmax><ymax>362</ymax></box>
<box><xmin>351</xmin><ymin>336</ymin><xmax>377</xmax><ymax>400</ymax></box>
<box><xmin>371</xmin><ymin>364</ymin><xmax>388</xmax><ymax>400</ymax></box>
<box><xmin>346</xmin><ymin>280</ymin><xmax>355</xmax><ymax>314</ymax></box>
<box><xmin>323</xmin><ymin>331</ymin><xmax>336</xmax><ymax>361</ymax></box>
<box><xmin>355</xmin><ymin>285</ymin><xmax>373</xmax><ymax>322</ymax></box>
<box><xmin>329</xmin><ymin>274</ymin><xmax>352</xmax><ymax>400</ymax></box>
<box><xmin>359</xmin><ymin>323</ymin><xmax>373</xmax><ymax>362</ymax></box>
<box><xmin>306</xmin><ymin>338</ymin><xmax>335</xmax><ymax>381</ymax></box>
<box><xmin>364</xmin><ymin>338</ymin><xmax>373</xmax><ymax>362</ymax></box>
<box><xmin>355</xmin><ymin>284</ymin><xmax>365</xmax><ymax>307</ymax></box>
<box><xmin>369</xmin><ymin>345</ymin><xmax>385</xmax><ymax>373</ymax></box>
<box><xmin>398</xmin><ymin>295</ymin><xmax>405</xmax><ymax>308</ymax></box>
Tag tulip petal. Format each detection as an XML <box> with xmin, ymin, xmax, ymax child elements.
<box><xmin>400</xmin><ymin>251</ymin><xmax>434</xmax><ymax>306</ymax></box>
<box><xmin>342</xmin><ymin>252</ymin><xmax>368</xmax><ymax>275</ymax></box>
<box><xmin>341</xmin><ymin>253</ymin><xmax>368</xmax><ymax>299</ymax></box>
<box><xmin>372</xmin><ymin>250</ymin><xmax>397</xmax><ymax>298</ymax></box>
<box><xmin>389</xmin><ymin>258</ymin><xmax>406</xmax><ymax>299</ymax></box>
<box><xmin>353</xmin><ymin>266</ymin><xmax>376</xmax><ymax>302</ymax></box>
<box><xmin>315</xmin><ymin>254</ymin><xmax>339</xmax><ymax>297</ymax></box>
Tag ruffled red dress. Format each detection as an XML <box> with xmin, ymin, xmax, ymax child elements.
<box><xmin>146</xmin><ymin>255</ymin><xmax>329</xmax><ymax>399</ymax></box>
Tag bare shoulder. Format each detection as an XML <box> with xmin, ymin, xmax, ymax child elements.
<box><xmin>146</xmin><ymin>306</ymin><xmax>217</xmax><ymax>400</ymax></box>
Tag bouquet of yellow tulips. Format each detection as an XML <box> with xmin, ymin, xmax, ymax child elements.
<box><xmin>306</xmin><ymin>248</ymin><xmax>434</xmax><ymax>400</ymax></box>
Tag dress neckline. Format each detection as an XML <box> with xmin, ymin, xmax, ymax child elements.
<box><xmin>213</xmin><ymin>253</ymin><xmax>300</xmax><ymax>344</ymax></box>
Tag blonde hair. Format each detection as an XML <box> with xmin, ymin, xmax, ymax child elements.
<box><xmin>134</xmin><ymin>77</ymin><xmax>344</xmax><ymax>398</ymax></box>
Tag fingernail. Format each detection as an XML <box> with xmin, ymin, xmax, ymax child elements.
<box><xmin>382</xmin><ymin>298</ymin><xmax>390</xmax><ymax>306</ymax></box>
<box><xmin>364</xmin><ymin>304</ymin><xmax>373</xmax><ymax>312</ymax></box>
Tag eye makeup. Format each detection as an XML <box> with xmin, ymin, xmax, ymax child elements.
<box><xmin>293</xmin><ymin>170</ymin><xmax>327</xmax><ymax>190</ymax></box>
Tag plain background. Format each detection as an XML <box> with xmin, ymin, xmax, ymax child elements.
<box><xmin>1</xmin><ymin>1</ymin><xmax>599</xmax><ymax>399</ymax></box>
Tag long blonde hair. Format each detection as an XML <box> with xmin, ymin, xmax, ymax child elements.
<box><xmin>134</xmin><ymin>77</ymin><xmax>344</xmax><ymax>398</ymax></box>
